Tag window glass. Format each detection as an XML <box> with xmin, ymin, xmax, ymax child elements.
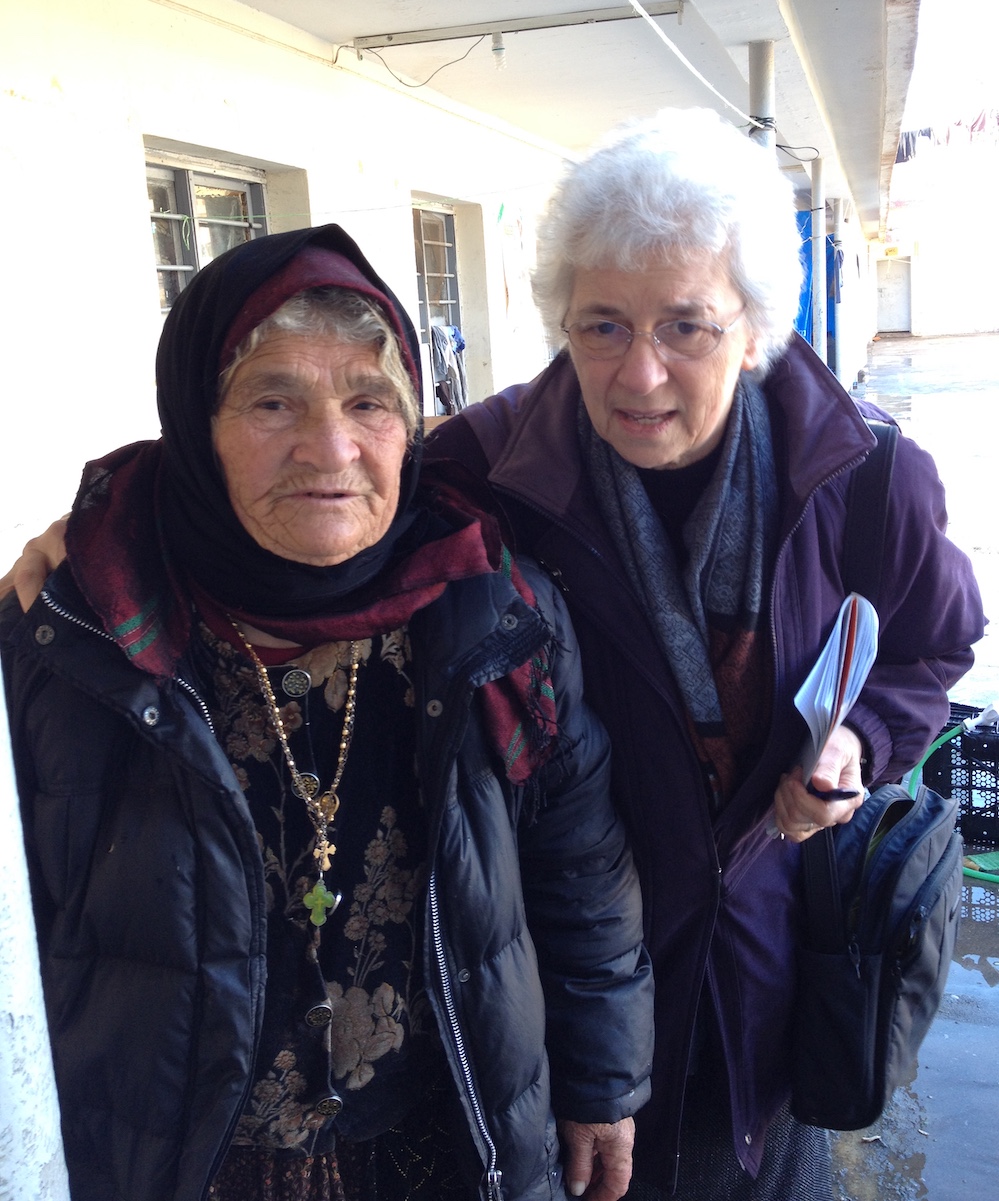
<box><xmin>413</xmin><ymin>208</ymin><xmax>460</xmax><ymax>340</ymax></box>
<box><xmin>148</xmin><ymin>178</ymin><xmax>186</xmax><ymax>265</ymax></box>
<box><xmin>147</xmin><ymin>162</ymin><xmax>266</xmax><ymax>312</ymax></box>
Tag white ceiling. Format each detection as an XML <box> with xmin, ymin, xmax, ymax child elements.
<box><xmin>241</xmin><ymin>0</ymin><xmax>920</xmax><ymax>238</ymax></box>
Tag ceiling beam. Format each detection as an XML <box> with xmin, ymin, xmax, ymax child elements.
<box><xmin>353</xmin><ymin>3</ymin><xmax>683</xmax><ymax>50</ymax></box>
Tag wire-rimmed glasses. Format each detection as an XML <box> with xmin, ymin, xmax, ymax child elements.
<box><xmin>561</xmin><ymin>312</ymin><xmax>744</xmax><ymax>361</ymax></box>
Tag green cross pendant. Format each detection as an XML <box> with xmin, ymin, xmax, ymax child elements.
<box><xmin>303</xmin><ymin>879</ymin><xmax>341</xmax><ymax>927</ymax></box>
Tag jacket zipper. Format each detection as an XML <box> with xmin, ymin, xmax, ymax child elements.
<box><xmin>40</xmin><ymin>590</ymin><xmax>215</xmax><ymax>734</ymax></box>
<box><xmin>428</xmin><ymin>870</ymin><xmax>502</xmax><ymax>1201</ymax></box>
<box><xmin>415</xmin><ymin>592</ymin><xmax>559</xmax><ymax>1201</ymax></box>
<box><xmin>41</xmin><ymin>588</ymin><xmax>117</xmax><ymax>642</ymax></box>
<box><xmin>175</xmin><ymin>675</ymin><xmax>215</xmax><ymax>734</ymax></box>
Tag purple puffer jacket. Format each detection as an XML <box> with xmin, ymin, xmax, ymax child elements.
<box><xmin>425</xmin><ymin>334</ymin><xmax>985</xmax><ymax>1182</ymax></box>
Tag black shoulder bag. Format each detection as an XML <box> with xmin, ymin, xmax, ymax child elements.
<box><xmin>790</xmin><ymin>420</ymin><xmax>964</xmax><ymax>1130</ymax></box>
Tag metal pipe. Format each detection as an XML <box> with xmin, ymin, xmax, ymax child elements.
<box><xmin>748</xmin><ymin>41</ymin><xmax>776</xmax><ymax>151</ymax></box>
<box><xmin>354</xmin><ymin>3</ymin><xmax>682</xmax><ymax>49</ymax></box>
<box><xmin>811</xmin><ymin>157</ymin><xmax>827</xmax><ymax>363</ymax></box>
<box><xmin>832</xmin><ymin>198</ymin><xmax>844</xmax><ymax>382</ymax></box>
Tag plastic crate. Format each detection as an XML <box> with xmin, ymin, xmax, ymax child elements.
<box><xmin>921</xmin><ymin>702</ymin><xmax>999</xmax><ymax>847</ymax></box>
<box><xmin>962</xmin><ymin>881</ymin><xmax>999</xmax><ymax>928</ymax></box>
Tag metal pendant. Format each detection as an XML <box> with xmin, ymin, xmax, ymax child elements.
<box><xmin>281</xmin><ymin>668</ymin><xmax>312</xmax><ymax>698</ymax></box>
<box><xmin>293</xmin><ymin>772</ymin><xmax>321</xmax><ymax>800</ymax></box>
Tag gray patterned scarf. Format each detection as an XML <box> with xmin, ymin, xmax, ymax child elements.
<box><xmin>582</xmin><ymin>377</ymin><xmax>778</xmax><ymax>735</ymax></box>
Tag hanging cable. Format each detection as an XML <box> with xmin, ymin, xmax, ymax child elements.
<box><xmin>778</xmin><ymin>143</ymin><xmax>821</xmax><ymax>162</ymax></box>
<box><xmin>349</xmin><ymin>35</ymin><xmax>487</xmax><ymax>89</ymax></box>
<box><xmin>625</xmin><ymin>0</ymin><xmax>766</xmax><ymax>131</ymax></box>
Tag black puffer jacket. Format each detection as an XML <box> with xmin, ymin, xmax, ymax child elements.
<box><xmin>1</xmin><ymin>557</ymin><xmax>652</xmax><ymax>1201</ymax></box>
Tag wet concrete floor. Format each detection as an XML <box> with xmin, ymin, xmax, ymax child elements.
<box><xmin>829</xmin><ymin>333</ymin><xmax>999</xmax><ymax>1201</ymax></box>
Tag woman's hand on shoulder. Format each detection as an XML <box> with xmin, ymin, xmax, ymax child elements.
<box><xmin>0</xmin><ymin>517</ymin><xmax>69</xmax><ymax>612</ymax></box>
<box><xmin>558</xmin><ymin>1116</ymin><xmax>635</xmax><ymax>1200</ymax></box>
<box><xmin>773</xmin><ymin>725</ymin><xmax>865</xmax><ymax>843</ymax></box>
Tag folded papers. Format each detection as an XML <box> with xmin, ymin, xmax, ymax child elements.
<box><xmin>794</xmin><ymin>592</ymin><xmax>879</xmax><ymax>783</ymax></box>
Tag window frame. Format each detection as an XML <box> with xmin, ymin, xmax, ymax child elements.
<box><xmin>147</xmin><ymin>152</ymin><xmax>267</xmax><ymax>313</ymax></box>
<box><xmin>412</xmin><ymin>206</ymin><xmax>462</xmax><ymax>343</ymax></box>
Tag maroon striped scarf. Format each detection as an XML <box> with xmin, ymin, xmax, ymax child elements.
<box><xmin>66</xmin><ymin>442</ymin><xmax>557</xmax><ymax>784</ymax></box>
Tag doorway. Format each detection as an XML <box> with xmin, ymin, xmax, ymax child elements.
<box><xmin>877</xmin><ymin>257</ymin><xmax>912</xmax><ymax>333</ymax></box>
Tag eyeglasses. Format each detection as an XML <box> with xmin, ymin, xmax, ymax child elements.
<box><xmin>560</xmin><ymin>312</ymin><xmax>744</xmax><ymax>362</ymax></box>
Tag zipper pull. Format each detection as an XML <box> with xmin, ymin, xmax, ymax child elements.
<box><xmin>904</xmin><ymin>905</ymin><xmax>928</xmax><ymax>954</ymax></box>
<box><xmin>848</xmin><ymin>938</ymin><xmax>862</xmax><ymax>977</ymax></box>
<box><xmin>537</xmin><ymin>558</ymin><xmax>568</xmax><ymax>596</ymax></box>
<box><xmin>486</xmin><ymin>1167</ymin><xmax>503</xmax><ymax>1200</ymax></box>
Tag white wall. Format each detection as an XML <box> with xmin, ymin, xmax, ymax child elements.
<box><xmin>833</xmin><ymin>201</ymin><xmax>880</xmax><ymax>387</ymax></box>
<box><xmin>0</xmin><ymin>0</ymin><xmax>567</xmax><ymax>566</ymax></box>
<box><xmin>883</xmin><ymin>132</ymin><xmax>999</xmax><ymax>337</ymax></box>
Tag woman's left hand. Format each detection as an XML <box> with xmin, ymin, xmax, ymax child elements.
<box><xmin>558</xmin><ymin>1116</ymin><xmax>635</xmax><ymax>1200</ymax></box>
<box><xmin>773</xmin><ymin>725</ymin><xmax>865</xmax><ymax>843</ymax></box>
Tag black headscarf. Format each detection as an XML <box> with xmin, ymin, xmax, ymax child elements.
<box><xmin>64</xmin><ymin>226</ymin><xmax>559</xmax><ymax>779</ymax></box>
<box><xmin>155</xmin><ymin>224</ymin><xmax>426</xmax><ymax>617</ymax></box>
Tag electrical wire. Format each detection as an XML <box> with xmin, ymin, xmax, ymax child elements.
<box><xmin>625</xmin><ymin>0</ymin><xmax>765</xmax><ymax>131</ymax></box>
<box><xmin>338</xmin><ymin>2</ymin><xmax>823</xmax><ymax>154</ymax></box>
<box><xmin>777</xmin><ymin>143</ymin><xmax>821</xmax><ymax>162</ymax></box>
<box><xmin>346</xmin><ymin>35</ymin><xmax>487</xmax><ymax>89</ymax></box>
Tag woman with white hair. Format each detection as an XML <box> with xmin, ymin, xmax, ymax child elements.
<box><xmin>426</xmin><ymin>108</ymin><xmax>984</xmax><ymax>1198</ymax></box>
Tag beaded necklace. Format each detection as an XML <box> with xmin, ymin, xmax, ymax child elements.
<box><xmin>231</xmin><ymin>621</ymin><xmax>360</xmax><ymax>926</ymax></box>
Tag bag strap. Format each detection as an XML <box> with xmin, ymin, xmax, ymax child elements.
<box><xmin>801</xmin><ymin>419</ymin><xmax>898</xmax><ymax>951</ymax></box>
<box><xmin>841</xmin><ymin>420</ymin><xmax>899</xmax><ymax>604</ymax></box>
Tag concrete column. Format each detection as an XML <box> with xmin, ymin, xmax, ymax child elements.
<box><xmin>0</xmin><ymin>668</ymin><xmax>70</xmax><ymax>1201</ymax></box>
<box><xmin>810</xmin><ymin>157</ymin><xmax>827</xmax><ymax>363</ymax></box>
<box><xmin>748</xmin><ymin>41</ymin><xmax>776</xmax><ymax>151</ymax></box>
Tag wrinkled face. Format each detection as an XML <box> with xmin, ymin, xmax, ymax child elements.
<box><xmin>212</xmin><ymin>332</ymin><xmax>409</xmax><ymax>565</ymax></box>
<box><xmin>565</xmin><ymin>252</ymin><xmax>760</xmax><ymax>469</ymax></box>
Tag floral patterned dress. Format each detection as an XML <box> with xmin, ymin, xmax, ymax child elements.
<box><xmin>196</xmin><ymin>624</ymin><xmax>476</xmax><ymax>1201</ymax></box>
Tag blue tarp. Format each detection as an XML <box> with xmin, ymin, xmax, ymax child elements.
<box><xmin>795</xmin><ymin>211</ymin><xmax>839</xmax><ymax>362</ymax></box>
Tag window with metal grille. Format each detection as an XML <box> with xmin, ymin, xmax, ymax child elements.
<box><xmin>412</xmin><ymin>208</ymin><xmax>461</xmax><ymax>342</ymax></box>
<box><xmin>147</xmin><ymin>161</ymin><xmax>266</xmax><ymax>313</ymax></box>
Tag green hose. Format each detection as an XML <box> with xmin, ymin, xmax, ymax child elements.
<box><xmin>906</xmin><ymin>724</ymin><xmax>964</xmax><ymax>796</ymax></box>
<box><xmin>963</xmin><ymin>866</ymin><xmax>999</xmax><ymax>884</ymax></box>
<box><xmin>907</xmin><ymin>723</ymin><xmax>999</xmax><ymax>884</ymax></box>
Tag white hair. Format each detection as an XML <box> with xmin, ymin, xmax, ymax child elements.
<box><xmin>218</xmin><ymin>287</ymin><xmax>420</xmax><ymax>438</ymax></box>
<box><xmin>532</xmin><ymin>107</ymin><xmax>805</xmax><ymax>373</ymax></box>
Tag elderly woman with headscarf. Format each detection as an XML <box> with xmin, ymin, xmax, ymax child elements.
<box><xmin>425</xmin><ymin>109</ymin><xmax>985</xmax><ymax>1200</ymax></box>
<box><xmin>0</xmin><ymin>226</ymin><xmax>653</xmax><ymax>1201</ymax></box>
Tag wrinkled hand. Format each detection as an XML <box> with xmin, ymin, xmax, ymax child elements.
<box><xmin>558</xmin><ymin>1116</ymin><xmax>635</xmax><ymax>1201</ymax></box>
<box><xmin>773</xmin><ymin>725</ymin><xmax>865</xmax><ymax>843</ymax></box>
<box><xmin>0</xmin><ymin>517</ymin><xmax>69</xmax><ymax>612</ymax></box>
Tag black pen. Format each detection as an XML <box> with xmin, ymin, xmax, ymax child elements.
<box><xmin>806</xmin><ymin>784</ymin><xmax>860</xmax><ymax>800</ymax></box>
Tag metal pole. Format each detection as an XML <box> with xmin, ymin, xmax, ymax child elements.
<box><xmin>748</xmin><ymin>41</ymin><xmax>776</xmax><ymax>151</ymax></box>
<box><xmin>811</xmin><ymin>157</ymin><xmax>827</xmax><ymax>363</ymax></box>
<box><xmin>831</xmin><ymin>198</ymin><xmax>844</xmax><ymax>383</ymax></box>
<box><xmin>0</xmin><ymin>668</ymin><xmax>70</xmax><ymax>1201</ymax></box>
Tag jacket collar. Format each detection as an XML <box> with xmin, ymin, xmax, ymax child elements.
<box><xmin>484</xmin><ymin>335</ymin><xmax>877</xmax><ymax>528</ymax></box>
<box><xmin>763</xmin><ymin>335</ymin><xmax>877</xmax><ymax>506</ymax></box>
<box><xmin>487</xmin><ymin>353</ymin><xmax>583</xmax><ymax>517</ymax></box>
